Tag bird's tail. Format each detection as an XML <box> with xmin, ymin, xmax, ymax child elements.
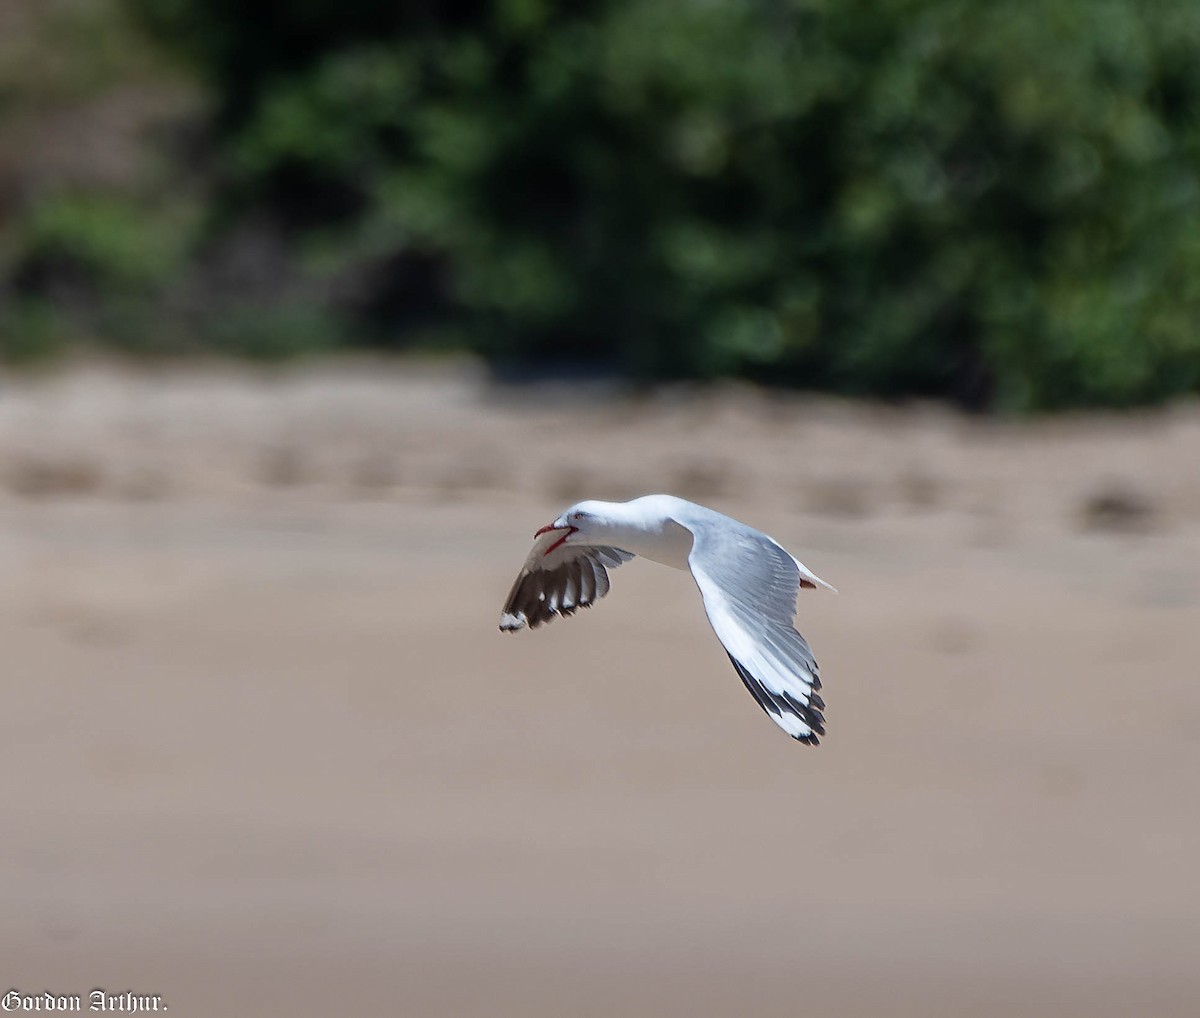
<box><xmin>794</xmin><ymin>557</ymin><xmax>837</xmax><ymax>593</ymax></box>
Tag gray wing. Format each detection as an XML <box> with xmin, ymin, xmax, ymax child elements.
<box><xmin>686</xmin><ymin>521</ymin><xmax>826</xmax><ymax>744</ymax></box>
<box><xmin>499</xmin><ymin>534</ymin><xmax>634</xmax><ymax>632</ymax></box>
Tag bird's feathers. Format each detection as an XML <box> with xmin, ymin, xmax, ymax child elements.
<box><xmin>684</xmin><ymin>521</ymin><xmax>826</xmax><ymax>743</ymax></box>
<box><xmin>499</xmin><ymin>531</ymin><xmax>634</xmax><ymax>631</ymax></box>
<box><xmin>499</xmin><ymin>495</ymin><xmax>831</xmax><ymax>743</ymax></box>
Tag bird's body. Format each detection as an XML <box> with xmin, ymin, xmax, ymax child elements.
<box><xmin>499</xmin><ymin>494</ymin><xmax>834</xmax><ymax>743</ymax></box>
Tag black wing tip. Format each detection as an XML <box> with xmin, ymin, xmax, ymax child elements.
<box><xmin>498</xmin><ymin>599</ymin><xmax>599</xmax><ymax>633</ymax></box>
<box><xmin>780</xmin><ymin>689</ymin><xmax>826</xmax><ymax>736</ymax></box>
<box><xmin>725</xmin><ymin>652</ymin><xmax>826</xmax><ymax>745</ymax></box>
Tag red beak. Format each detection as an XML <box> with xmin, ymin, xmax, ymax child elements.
<box><xmin>533</xmin><ymin>523</ymin><xmax>577</xmax><ymax>556</ymax></box>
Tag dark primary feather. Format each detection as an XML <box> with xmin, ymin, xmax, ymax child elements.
<box><xmin>725</xmin><ymin>653</ymin><xmax>824</xmax><ymax>744</ymax></box>
<box><xmin>499</xmin><ymin>545</ymin><xmax>634</xmax><ymax>631</ymax></box>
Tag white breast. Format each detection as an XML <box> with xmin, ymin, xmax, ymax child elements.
<box><xmin>612</xmin><ymin>516</ymin><xmax>695</xmax><ymax>570</ymax></box>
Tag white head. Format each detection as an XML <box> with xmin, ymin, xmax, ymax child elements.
<box><xmin>534</xmin><ymin>499</ymin><xmax>620</xmax><ymax>552</ymax></box>
<box><xmin>532</xmin><ymin>494</ymin><xmax>693</xmax><ymax>569</ymax></box>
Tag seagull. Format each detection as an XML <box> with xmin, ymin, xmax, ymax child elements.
<box><xmin>499</xmin><ymin>494</ymin><xmax>836</xmax><ymax>743</ymax></box>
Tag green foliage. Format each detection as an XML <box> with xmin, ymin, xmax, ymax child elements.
<box><xmin>25</xmin><ymin>0</ymin><xmax>1200</xmax><ymax>406</ymax></box>
<box><xmin>204</xmin><ymin>304</ymin><xmax>340</xmax><ymax>361</ymax></box>
<box><xmin>0</xmin><ymin>0</ymin><xmax>207</xmax><ymax>363</ymax></box>
<box><xmin>0</xmin><ymin>299</ymin><xmax>69</xmax><ymax>365</ymax></box>
<box><xmin>21</xmin><ymin>193</ymin><xmax>184</xmax><ymax>289</ymax></box>
<box><xmin>2</xmin><ymin>191</ymin><xmax>192</xmax><ymax>359</ymax></box>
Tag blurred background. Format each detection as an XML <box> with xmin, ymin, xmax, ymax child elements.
<box><xmin>1</xmin><ymin>1</ymin><xmax>1199</xmax><ymax>1016</ymax></box>
<box><xmin>4</xmin><ymin>0</ymin><xmax>1200</xmax><ymax>407</ymax></box>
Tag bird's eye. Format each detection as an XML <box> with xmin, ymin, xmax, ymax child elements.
<box><xmin>571</xmin><ymin>511</ymin><xmax>585</xmax><ymax>521</ymax></box>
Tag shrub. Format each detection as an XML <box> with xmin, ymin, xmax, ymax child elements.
<box><xmin>109</xmin><ymin>1</ymin><xmax>1200</xmax><ymax>405</ymax></box>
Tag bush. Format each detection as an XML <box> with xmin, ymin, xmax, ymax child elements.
<box><xmin>99</xmin><ymin>1</ymin><xmax>1200</xmax><ymax>405</ymax></box>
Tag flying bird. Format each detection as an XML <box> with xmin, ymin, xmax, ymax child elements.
<box><xmin>499</xmin><ymin>494</ymin><xmax>835</xmax><ymax>743</ymax></box>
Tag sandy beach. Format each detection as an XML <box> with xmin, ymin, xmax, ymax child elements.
<box><xmin>1</xmin><ymin>360</ymin><xmax>1198</xmax><ymax>1017</ymax></box>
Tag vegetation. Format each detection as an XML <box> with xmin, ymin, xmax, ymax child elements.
<box><xmin>3</xmin><ymin>0</ymin><xmax>1200</xmax><ymax>408</ymax></box>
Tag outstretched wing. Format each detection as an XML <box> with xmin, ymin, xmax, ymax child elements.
<box><xmin>499</xmin><ymin>532</ymin><xmax>634</xmax><ymax>632</ymax></box>
<box><xmin>686</xmin><ymin>522</ymin><xmax>827</xmax><ymax>744</ymax></box>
